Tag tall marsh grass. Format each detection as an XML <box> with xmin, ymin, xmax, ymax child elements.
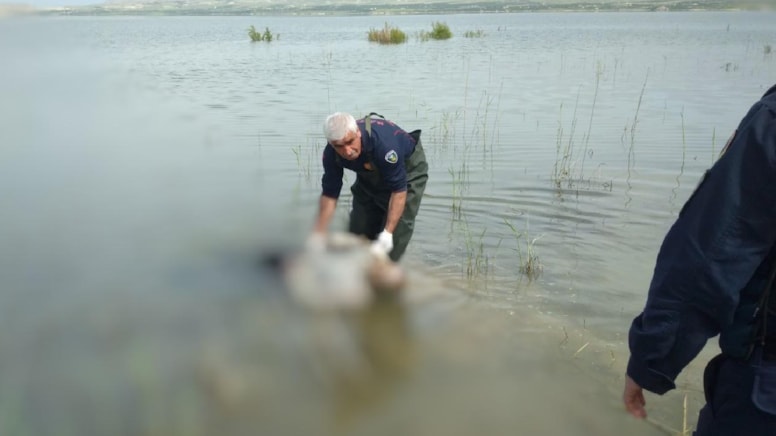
<box><xmin>248</xmin><ymin>25</ymin><xmax>276</xmax><ymax>42</ymax></box>
<box><xmin>463</xmin><ymin>223</ymin><xmax>489</xmax><ymax>279</ymax></box>
<box><xmin>368</xmin><ymin>23</ymin><xmax>407</xmax><ymax>44</ymax></box>
<box><xmin>418</xmin><ymin>21</ymin><xmax>452</xmax><ymax>41</ymax></box>
<box><xmin>504</xmin><ymin>218</ymin><xmax>543</xmax><ymax>280</ymax></box>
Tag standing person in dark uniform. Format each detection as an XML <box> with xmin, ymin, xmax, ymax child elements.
<box><xmin>310</xmin><ymin>112</ymin><xmax>428</xmax><ymax>262</ymax></box>
<box><xmin>623</xmin><ymin>84</ymin><xmax>776</xmax><ymax>435</ymax></box>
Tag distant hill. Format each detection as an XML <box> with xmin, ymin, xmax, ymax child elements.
<box><xmin>37</xmin><ymin>0</ymin><xmax>773</xmax><ymax>15</ymax></box>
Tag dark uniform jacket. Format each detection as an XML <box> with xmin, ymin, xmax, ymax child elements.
<box><xmin>627</xmin><ymin>85</ymin><xmax>776</xmax><ymax>395</ymax></box>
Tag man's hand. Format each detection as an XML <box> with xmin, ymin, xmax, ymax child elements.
<box><xmin>623</xmin><ymin>375</ymin><xmax>647</xmax><ymax>419</ymax></box>
<box><xmin>370</xmin><ymin>230</ymin><xmax>393</xmax><ymax>259</ymax></box>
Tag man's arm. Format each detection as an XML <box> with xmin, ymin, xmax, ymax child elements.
<box><xmin>370</xmin><ymin>190</ymin><xmax>406</xmax><ymax>257</ymax></box>
<box><xmin>313</xmin><ymin>195</ymin><xmax>337</xmax><ymax>234</ymax></box>
<box><xmin>383</xmin><ymin>190</ymin><xmax>407</xmax><ymax>233</ymax></box>
<box><xmin>624</xmin><ymin>96</ymin><xmax>776</xmax><ymax>416</ymax></box>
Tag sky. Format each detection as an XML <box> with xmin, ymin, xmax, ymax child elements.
<box><xmin>3</xmin><ymin>0</ymin><xmax>773</xmax><ymax>12</ymax></box>
<box><xmin>0</xmin><ymin>0</ymin><xmax>101</xmax><ymax>7</ymax></box>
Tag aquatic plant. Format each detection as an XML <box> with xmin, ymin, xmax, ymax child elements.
<box><xmin>722</xmin><ymin>61</ymin><xmax>738</xmax><ymax>72</ymax></box>
<box><xmin>504</xmin><ymin>218</ymin><xmax>543</xmax><ymax>280</ymax></box>
<box><xmin>448</xmin><ymin>161</ymin><xmax>469</xmax><ymax>219</ymax></box>
<box><xmin>418</xmin><ymin>21</ymin><xmax>453</xmax><ymax>41</ymax></box>
<box><xmin>430</xmin><ymin>21</ymin><xmax>452</xmax><ymax>40</ymax></box>
<box><xmin>765</xmin><ymin>44</ymin><xmax>772</xmax><ymax>55</ymax></box>
<box><xmin>552</xmin><ymin>97</ymin><xmax>579</xmax><ymax>189</ymax></box>
<box><xmin>463</xmin><ymin>225</ymin><xmax>489</xmax><ymax>279</ymax></box>
<box><xmin>291</xmin><ymin>140</ymin><xmax>323</xmax><ymax>183</ymax></box>
<box><xmin>248</xmin><ymin>25</ymin><xmax>276</xmax><ymax>42</ymax></box>
<box><xmin>263</xmin><ymin>27</ymin><xmax>274</xmax><ymax>42</ymax></box>
<box><xmin>368</xmin><ymin>23</ymin><xmax>407</xmax><ymax>45</ymax></box>
<box><xmin>463</xmin><ymin>29</ymin><xmax>485</xmax><ymax>38</ymax></box>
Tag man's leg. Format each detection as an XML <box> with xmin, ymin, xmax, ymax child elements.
<box><xmin>349</xmin><ymin>183</ymin><xmax>384</xmax><ymax>240</ymax></box>
<box><xmin>388</xmin><ymin>141</ymin><xmax>428</xmax><ymax>262</ymax></box>
<box><xmin>694</xmin><ymin>355</ymin><xmax>776</xmax><ymax>436</ymax></box>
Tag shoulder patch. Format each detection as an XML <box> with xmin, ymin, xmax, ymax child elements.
<box><xmin>385</xmin><ymin>150</ymin><xmax>398</xmax><ymax>164</ymax></box>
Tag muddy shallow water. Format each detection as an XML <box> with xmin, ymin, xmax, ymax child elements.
<box><xmin>1</xmin><ymin>10</ymin><xmax>774</xmax><ymax>435</ymax></box>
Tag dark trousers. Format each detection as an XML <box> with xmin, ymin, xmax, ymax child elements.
<box><xmin>349</xmin><ymin>142</ymin><xmax>428</xmax><ymax>262</ymax></box>
<box><xmin>694</xmin><ymin>353</ymin><xmax>776</xmax><ymax>436</ymax></box>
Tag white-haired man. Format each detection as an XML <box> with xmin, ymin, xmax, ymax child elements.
<box><xmin>311</xmin><ymin>112</ymin><xmax>428</xmax><ymax>262</ymax></box>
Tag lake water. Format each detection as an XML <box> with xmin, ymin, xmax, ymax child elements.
<box><xmin>1</xmin><ymin>10</ymin><xmax>775</xmax><ymax>436</ymax></box>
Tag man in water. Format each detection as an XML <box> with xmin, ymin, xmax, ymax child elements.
<box><xmin>310</xmin><ymin>112</ymin><xmax>428</xmax><ymax>262</ymax></box>
<box><xmin>623</xmin><ymin>84</ymin><xmax>776</xmax><ymax>434</ymax></box>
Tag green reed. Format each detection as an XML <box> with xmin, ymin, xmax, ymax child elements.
<box><xmin>432</xmin><ymin>109</ymin><xmax>461</xmax><ymax>156</ymax></box>
<box><xmin>463</xmin><ymin>29</ymin><xmax>485</xmax><ymax>38</ymax></box>
<box><xmin>468</xmin><ymin>87</ymin><xmax>501</xmax><ymax>156</ymax></box>
<box><xmin>448</xmin><ymin>161</ymin><xmax>469</xmax><ymax>220</ymax></box>
<box><xmin>504</xmin><ymin>217</ymin><xmax>543</xmax><ymax>280</ymax></box>
<box><xmin>248</xmin><ymin>25</ymin><xmax>276</xmax><ymax>42</ymax></box>
<box><xmin>552</xmin><ymin>91</ymin><xmax>580</xmax><ymax>189</ymax></box>
<box><xmin>627</xmin><ymin>74</ymin><xmax>648</xmax><ymax>178</ymax></box>
<box><xmin>368</xmin><ymin>23</ymin><xmax>407</xmax><ymax>44</ymax></box>
<box><xmin>460</xmin><ymin>219</ymin><xmax>489</xmax><ymax>279</ymax></box>
<box><xmin>579</xmin><ymin>61</ymin><xmax>602</xmax><ymax>183</ymax></box>
<box><xmin>418</xmin><ymin>21</ymin><xmax>453</xmax><ymax>41</ymax></box>
<box><xmin>291</xmin><ymin>140</ymin><xmax>321</xmax><ymax>182</ymax></box>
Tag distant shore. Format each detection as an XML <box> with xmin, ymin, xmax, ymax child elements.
<box><xmin>3</xmin><ymin>0</ymin><xmax>771</xmax><ymax>17</ymax></box>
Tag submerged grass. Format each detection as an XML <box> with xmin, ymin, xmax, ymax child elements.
<box><xmin>463</xmin><ymin>224</ymin><xmax>489</xmax><ymax>279</ymax></box>
<box><xmin>504</xmin><ymin>218</ymin><xmax>543</xmax><ymax>280</ymax></box>
<box><xmin>464</xmin><ymin>29</ymin><xmax>485</xmax><ymax>38</ymax></box>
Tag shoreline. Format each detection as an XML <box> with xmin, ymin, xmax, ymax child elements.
<box><xmin>4</xmin><ymin>1</ymin><xmax>771</xmax><ymax>17</ymax></box>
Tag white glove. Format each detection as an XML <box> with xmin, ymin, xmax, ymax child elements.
<box><xmin>305</xmin><ymin>232</ymin><xmax>326</xmax><ymax>253</ymax></box>
<box><xmin>370</xmin><ymin>230</ymin><xmax>393</xmax><ymax>259</ymax></box>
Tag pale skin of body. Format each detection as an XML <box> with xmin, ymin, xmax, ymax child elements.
<box><xmin>313</xmin><ymin>126</ymin><xmax>407</xmax><ymax>237</ymax></box>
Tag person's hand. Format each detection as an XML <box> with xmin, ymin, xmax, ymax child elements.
<box><xmin>623</xmin><ymin>375</ymin><xmax>647</xmax><ymax>419</ymax></box>
<box><xmin>305</xmin><ymin>232</ymin><xmax>327</xmax><ymax>253</ymax></box>
<box><xmin>370</xmin><ymin>230</ymin><xmax>393</xmax><ymax>259</ymax></box>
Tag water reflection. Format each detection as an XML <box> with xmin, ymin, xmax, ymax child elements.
<box><xmin>313</xmin><ymin>301</ymin><xmax>416</xmax><ymax>433</ymax></box>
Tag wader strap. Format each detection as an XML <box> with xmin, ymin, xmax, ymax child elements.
<box><xmin>363</xmin><ymin>112</ymin><xmax>385</xmax><ymax>139</ymax></box>
<box><xmin>754</xmin><ymin>256</ymin><xmax>776</xmax><ymax>351</ymax></box>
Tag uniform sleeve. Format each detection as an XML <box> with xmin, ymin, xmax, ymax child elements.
<box><xmin>627</xmin><ymin>100</ymin><xmax>776</xmax><ymax>394</ymax></box>
<box><xmin>321</xmin><ymin>145</ymin><xmax>343</xmax><ymax>199</ymax></box>
<box><xmin>372</xmin><ymin>129</ymin><xmax>409</xmax><ymax>192</ymax></box>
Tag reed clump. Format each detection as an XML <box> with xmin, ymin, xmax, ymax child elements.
<box><xmin>368</xmin><ymin>23</ymin><xmax>407</xmax><ymax>44</ymax></box>
<box><xmin>464</xmin><ymin>29</ymin><xmax>485</xmax><ymax>38</ymax></box>
<box><xmin>248</xmin><ymin>25</ymin><xmax>276</xmax><ymax>42</ymax></box>
<box><xmin>418</xmin><ymin>21</ymin><xmax>452</xmax><ymax>41</ymax></box>
<box><xmin>504</xmin><ymin>218</ymin><xmax>543</xmax><ymax>280</ymax></box>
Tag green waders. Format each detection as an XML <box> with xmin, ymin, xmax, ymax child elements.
<box><xmin>348</xmin><ymin>115</ymin><xmax>428</xmax><ymax>262</ymax></box>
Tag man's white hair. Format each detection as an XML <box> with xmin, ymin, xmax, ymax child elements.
<box><xmin>323</xmin><ymin>112</ymin><xmax>357</xmax><ymax>143</ymax></box>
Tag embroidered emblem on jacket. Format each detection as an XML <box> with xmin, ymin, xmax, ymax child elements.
<box><xmin>385</xmin><ymin>150</ymin><xmax>398</xmax><ymax>164</ymax></box>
